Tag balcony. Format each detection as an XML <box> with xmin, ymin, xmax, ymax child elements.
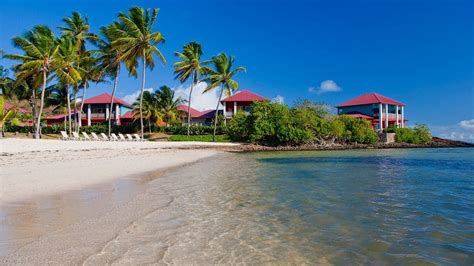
<box><xmin>90</xmin><ymin>113</ymin><xmax>106</xmax><ymax>119</ymax></box>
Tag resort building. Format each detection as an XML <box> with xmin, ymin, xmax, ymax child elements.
<box><xmin>221</xmin><ymin>90</ymin><xmax>267</xmax><ymax>122</ymax></box>
<box><xmin>336</xmin><ymin>93</ymin><xmax>406</xmax><ymax>131</ymax></box>
<box><xmin>47</xmin><ymin>93</ymin><xmax>134</xmax><ymax>126</ymax></box>
<box><xmin>177</xmin><ymin>105</ymin><xmax>218</xmax><ymax>126</ymax></box>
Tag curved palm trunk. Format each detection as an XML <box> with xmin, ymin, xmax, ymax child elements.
<box><xmin>212</xmin><ymin>86</ymin><xmax>224</xmax><ymax>142</ymax></box>
<box><xmin>77</xmin><ymin>83</ymin><xmax>88</xmax><ymax>132</ymax></box>
<box><xmin>108</xmin><ymin>66</ymin><xmax>120</xmax><ymax>136</ymax></box>
<box><xmin>34</xmin><ymin>71</ymin><xmax>47</xmax><ymax>139</ymax></box>
<box><xmin>139</xmin><ymin>51</ymin><xmax>146</xmax><ymax>139</ymax></box>
<box><xmin>67</xmin><ymin>87</ymin><xmax>72</xmax><ymax>136</ymax></box>
<box><xmin>186</xmin><ymin>71</ymin><xmax>195</xmax><ymax>136</ymax></box>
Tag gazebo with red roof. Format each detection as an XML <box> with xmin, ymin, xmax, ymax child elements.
<box><xmin>220</xmin><ymin>90</ymin><xmax>267</xmax><ymax>122</ymax></box>
<box><xmin>336</xmin><ymin>93</ymin><xmax>406</xmax><ymax>131</ymax></box>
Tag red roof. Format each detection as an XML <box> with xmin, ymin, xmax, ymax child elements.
<box><xmin>221</xmin><ymin>90</ymin><xmax>267</xmax><ymax>103</ymax></box>
<box><xmin>4</xmin><ymin>102</ymin><xmax>28</xmax><ymax>113</ymax></box>
<box><xmin>121</xmin><ymin>111</ymin><xmax>134</xmax><ymax>119</ymax></box>
<box><xmin>177</xmin><ymin>104</ymin><xmax>202</xmax><ymax>118</ymax></box>
<box><xmin>83</xmin><ymin>93</ymin><xmax>132</xmax><ymax>108</ymax></box>
<box><xmin>337</xmin><ymin>93</ymin><xmax>405</xmax><ymax>107</ymax></box>
<box><xmin>46</xmin><ymin>111</ymin><xmax>79</xmax><ymax>120</ymax></box>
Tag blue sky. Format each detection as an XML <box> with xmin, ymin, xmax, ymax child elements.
<box><xmin>1</xmin><ymin>0</ymin><xmax>473</xmax><ymax>140</ymax></box>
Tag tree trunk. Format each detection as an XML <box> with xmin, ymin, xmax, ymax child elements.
<box><xmin>213</xmin><ymin>86</ymin><xmax>224</xmax><ymax>142</ymax></box>
<box><xmin>148</xmin><ymin>119</ymin><xmax>152</xmax><ymax>134</ymax></box>
<box><xmin>67</xmin><ymin>87</ymin><xmax>72</xmax><ymax>136</ymax></box>
<box><xmin>187</xmin><ymin>71</ymin><xmax>196</xmax><ymax>136</ymax></box>
<box><xmin>73</xmin><ymin>89</ymin><xmax>78</xmax><ymax>132</ymax></box>
<box><xmin>35</xmin><ymin>71</ymin><xmax>47</xmax><ymax>139</ymax></box>
<box><xmin>77</xmin><ymin>82</ymin><xmax>88</xmax><ymax>132</ymax></box>
<box><xmin>139</xmin><ymin>51</ymin><xmax>146</xmax><ymax>139</ymax></box>
<box><xmin>108</xmin><ymin>66</ymin><xmax>120</xmax><ymax>136</ymax></box>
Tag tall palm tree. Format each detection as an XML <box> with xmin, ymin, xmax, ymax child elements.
<box><xmin>6</xmin><ymin>25</ymin><xmax>59</xmax><ymax>139</ymax></box>
<box><xmin>55</xmin><ymin>36</ymin><xmax>82</xmax><ymax>135</ymax></box>
<box><xmin>204</xmin><ymin>53</ymin><xmax>246</xmax><ymax>141</ymax></box>
<box><xmin>154</xmin><ymin>85</ymin><xmax>184</xmax><ymax>126</ymax></box>
<box><xmin>112</xmin><ymin>6</ymin><xmax>166</xmax><ymax>138</ymax></box>
<box><xmin>59</xmin><ymin>12</ymin><xmax>98</xmax><ymax>54</ymax></box>
<box><xmin>132</xmin><ymin>90</ymin><xmax>161</xmax><ymax>133</ymax></box>
<box><xmin>76</xmin><ymin>51</ymin><xmax>101</xmax><ymax>131</ymax></box>
<box><xmin>174</xmin><ymin>42</ymin><xmax>207</xmax><ymax>135</ymax></box>
<box><xmin>97</xmin><ymin>22</ymin><xmax>137</xmax><ymax>136</ymax></box>
<box><xmin>46</xmin><ymin>84</ymin><xmax>70</xmax><ymax>131</ymax></box>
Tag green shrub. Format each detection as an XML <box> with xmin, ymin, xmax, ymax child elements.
<box><xmin>335</xmin><ymin>116</ymin><xmax>379</xmax><ymax>144</ymax></box>
<box><xmin>227</xmin><ymin>111</ymin><xmax>250</xmax><ymax>141</ymax></box>
<box><xmin>169</xmin><ymin>134</ymin><xmax>229</xmax><ymax>142</ymax></box>
<box><xmin>394</xmin><ymin>124</ymin><xmax>431</xmax><ymax>144</ymax></box>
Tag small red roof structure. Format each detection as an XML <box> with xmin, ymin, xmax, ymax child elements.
<box><xmin>83</xmin><ymin>93</ymin><xmax>132</xmax><ymax>108</ymax></box>
<box><xmin>221</xmin><ymin>90</ymin><xmax>267</xmax><ymax>103</ymax></box>
<box><xmin>177</xmin><ymin>104</ymin><xmax>202</xmax><ymax>118</ymax></box>
<box><xmin>121</xmin><ymin>111</ymin><xmax>134</xmax><ymax>119</ymax></box>
<box><xmin>337</xmin><ymin>93</ymin><xmax>405</xmax><ymax>107</ymax></box>
<box><xmin>4</xmin><ymin>102</ymin><xmax>28</xmax><ymax>113</ymax></box>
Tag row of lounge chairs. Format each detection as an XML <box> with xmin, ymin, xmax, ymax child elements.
<box><xmin>60</xmin><ymin>131</ymin><xmax>145</xmax><ymax>141</ymax></box>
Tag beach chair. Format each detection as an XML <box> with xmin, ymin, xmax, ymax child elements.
<box><xmin>118</xmin><ymin>133</ymin><xmax>127</xmax><ymax>141</ymax></box>
<box><xmin>110</xmin><ymin>133</ymin><xmax>120</xmax><ymax>141</ymax></box>
<box><xmin>100</xmin><ymin>133</ymin><xmax>110</xmax><ymax>141</ymax></box>
<box><xmin>91</xmin><ymin>132</ymin><xmax>100</xmax><ymax>141</ymax></box>
<box><xmin>126</xmin><ymin>134</ymin><xmax>135</xmax><ymax>141</ymax></box>
<box><xmin>82</xmin><ymin>132</ymin><xmax>91</xmax><ymax>141</ymax></box>
<box><xmin>72</xmin><ymin>132</ymin><xmax>81</xmax><ymax>140</ymax></box>
<box><xmin>60</xmin><ymin>131</ymin><xmax>69</xmax><ymax>140</ymax></box>
<box><xmin>133</xmin><ymin>134</ymin><xmax>144</xmax><ymax>141</ymax></box>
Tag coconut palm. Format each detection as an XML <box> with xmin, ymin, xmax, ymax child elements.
<box><xmin>174</xmin><ymin>42</ymin><xmax>208</xmax><ymax>135</ymax></box>
<box><xmin>112</xmin><ymin>6</ymin><xmax>166</xmax><ymax>138</ymax></box>
<box><xmin>76</xmin><ymin>51</ymin><xmax>101</xmax><ymax>131</ymax></box>
<box><xmin>59</xmin><ymin>12</ymin><xmax>98</xmax><ymax>54</ymax></box>
<box><xmin>46</xmin><ymin>84</ymin><xmax>70</xmax><ymax>131</ymax></box>
<box><xmin>5</xmin><ymin>25</ymin><xmax>59</xmax><ymax>139</ymax></box>
<box><xmin>132</xmin><ymin>90</ymin><xmax>161</xmax><ymax>133</ymax></box>
<box><xmin>204</xmin><ymin>53</ymin><xmax>246</xmax><ymax>141</ymax></box>
<box><xmin>154</xmin><ymin>85</ymin><xmax>184</xmax><ymax>126</ymax></box>
<box><xmin>97</xmin><ymin>22</ymin><xmax>137</xmax><ymax>136</ymax></box>
<box><xmin>55</xmin><ymin>36</ymin><xmax>82</xmax><ymax>135</ymax></box>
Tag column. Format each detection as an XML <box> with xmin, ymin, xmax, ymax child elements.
<box><xmin>105</xmin><ymin>104</ymin><xmax>109</xmax><ymax>119</ymax></box>
<box><xmin>233</xmin><ymin>102</ymin><xmax>237</xmax><ymax>116</ymax></box>
<box><xmin>385</xmin><ymin>104</ymin><xmax>389</xmax><ymax>128</ymax></box>
<box><xmin>87</xmin><ymin>104</ymin><xmax>91</xmax><ymax>126</ymax></box>
<box><xmin>379</xmin><ymin>103</ymin><xmax>383</xmax><ymax>131</ymax></box>
<box><xmin>401</xmin><ymin>106</ymin><xmax>405</xmax><ymax>128</ymax></box>
<box><xmin>115</xmin><ymin>104</ymin><xmax>120</xmax><ymax>125</ymax></box>
<box><xmin>395</xmin><ymin>105</ymin><xmax>399</xmax><ymax>128</ymax></box>
<box><xmin>223</xmin><ymin>102</ymin><xmax>227</xmax><ymax>118</ymax></box>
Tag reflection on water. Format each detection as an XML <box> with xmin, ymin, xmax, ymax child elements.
<box><xmin>1</xmin><ymin>148</ymin><xmax>473</xmax><ymax>264</ymax></box>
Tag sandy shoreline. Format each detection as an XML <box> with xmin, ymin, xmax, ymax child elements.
<box><xmin>0</xmin><ymin>138</ymin><xmax>238</xmax><ymax>204</ymax></box>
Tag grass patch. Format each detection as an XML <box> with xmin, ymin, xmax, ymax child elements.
<box><xmin>168</xmin><ymin>134</ymin><xmax>230</xmax><ymax>142</ymax></box>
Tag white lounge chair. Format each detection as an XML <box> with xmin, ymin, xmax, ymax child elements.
<box><xmin>133</xmin><ymin>134</ymin><xmax>144</xmax><ymax>141</ymax></box>
<box><xmin>100</xmin><ymin>133</ymin><xmax>110</xmax><ymax>141</ymax></box>
<box><xmin>126</xmin><ymin>134</ymin><xmax>135</xmax><ymax>141</ymax></box>
<box><xmin>91</xmin><ymin>132</ymin><xmax>100</xmax><ymax>141</ymax></box>
<box><xmin>82</xmin><ymin>132</ymin><xmax>91</xmax><ymax>141</ymax></box>
<box><xmin>60</xmin><ymin>131</ymin><xmax>69</xmax><ymax>140</ymax></box>
<box><xmin>110</xmin><ymin>133</ymin><xmax>120</xmax><ymax>141</ymax></box>
<box><xmin>72</xmin><ymin>132</ymin><xmax>81</xmax><ymax>140</ymax></box>
<box><xmin>118</xmin><ymin>133</ymin><xmax>127</xmax><ymax>141</ymax></box>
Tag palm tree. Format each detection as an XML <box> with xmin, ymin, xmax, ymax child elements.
<box><xmin>76</xmin><ymin>52</ymin><xmax>101</xmax><ymax>131</ymax></box>
<box><xmin>55</xmin><ymin>36</ymin><xmax>82</xmax><ymax>135</ymax></box>
<box><xmin>6</xmin><ymin>25</ymin><xmax>59</xmax><ymax>139</ymax></box>
<box><xmin>46</xmin><ymin>84</ymin><xmax>70</xmax><ymax>131</ymax></box>
<box><xmin>97</xmin><ymin>22</ymin><xmax>137</xmax><ymax>136</ymax></box>
<box><xmin>204</xmin><ymin>53</ymin><xmax>246</xmax><ymax>141</ymax></box>
<box><xmin>174</xmin><ymin>42</ymin><xmax>207</xmax><ymax>135</ymax></box>
<box><xmin>59</xmin><ymin>12</ymin><xmax>98</xmax><ymax>54</ymax></box>
<box><xmin>112</xmin><ymin>6</ymin><xmax>166</xmax><ymax>138</ymax></box>
<box><xmin>132</xmin><ymin>90</ymin><xmax>161</xmax><ymax>133</ymax></box>
<box><xmin>154</xmin><ymin>85</ymin><xmax>184</xmax><ymax>126</ymax></box>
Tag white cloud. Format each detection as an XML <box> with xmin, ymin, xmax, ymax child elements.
<box><xmin>173</xmin><ymin>81</ymin><xmax>222</xmax><ymax>111</ymax></box>
<box><xmin>309</xmin><ymin>80</ymin><xmax>342</xmax><ymax>94</ymax></box>
<box><xmin>459</xmin><ymin>119</ymin><xmax>474</xmax><ymax>129</ymax></box>
<box><xmin>430</xmin><ymin>119</ymin><xmax>474</xmax><ymax>143</ymax></box>
<box><xmin>123</xmin><ymin>88</ymin><xmax>153</xmax><ymax>104</ymax></box>
<box><xmin>272</xmin><ymin>95</ymin><xmax>284</xmax><ymax>104</ymax></box>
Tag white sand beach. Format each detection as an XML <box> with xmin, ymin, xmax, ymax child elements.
<box><xmin>0</xmin><ymin>138</ymin><xmax>239</xmax><ymax>204</ymax></box>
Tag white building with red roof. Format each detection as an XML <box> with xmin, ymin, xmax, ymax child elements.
<box><xmin>47</xmin><ymin>93</ymin><xmax>134</xmax><ymax>126</ymax></box>
<box><xmin>221</xmin><ymin>90</ymin><xmax>267</xmax><ymax>122</ymax></box>
<box><xmin>336</xmin><ymin>93</ymin><xmax>406</xmax><ymax>131</ymax></box>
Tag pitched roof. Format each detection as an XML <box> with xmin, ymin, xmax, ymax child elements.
<box><xmin>177</xmin><ymin>104</ymin><xmax>202</xmax><ymax>118</ymax></box>
<box><xmin>221</xmin><ymin>90</ymin><xmax>267</xmax><ymax>103</ymax></box>
<box><xmin>4</xmin><ymin>102</ymin><xmax>28</xmax><ymax>113</ymax></box>
<box><xmin>344</xmin><ymin>112</ymin><xmax>374</xmax><ymax>120</ymax></box>
<box><xmin>337</xmin><ymin>93</ymin><xmax>405</xmax><ymax>107</ymax></box>
<box><xmin>121</xmin><ymin>111</ymin><xmax>134</xmax><ymax>119</ymax></box>
<box><xmin>83</xmin><ymin>93</ymin><xmax>132</xmax><ymax>108</ymax></box>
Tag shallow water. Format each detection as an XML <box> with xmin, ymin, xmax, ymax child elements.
<box><xmin>1</xmin><ymin>148</ymin><xmax>473</xmax><ymax>264</ymax></box>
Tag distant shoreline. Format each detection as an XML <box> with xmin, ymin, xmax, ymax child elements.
<box><xmin>225</xmin><ymin>137</ymin><xmax>474</xmax><ymax>152</ymax></box>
